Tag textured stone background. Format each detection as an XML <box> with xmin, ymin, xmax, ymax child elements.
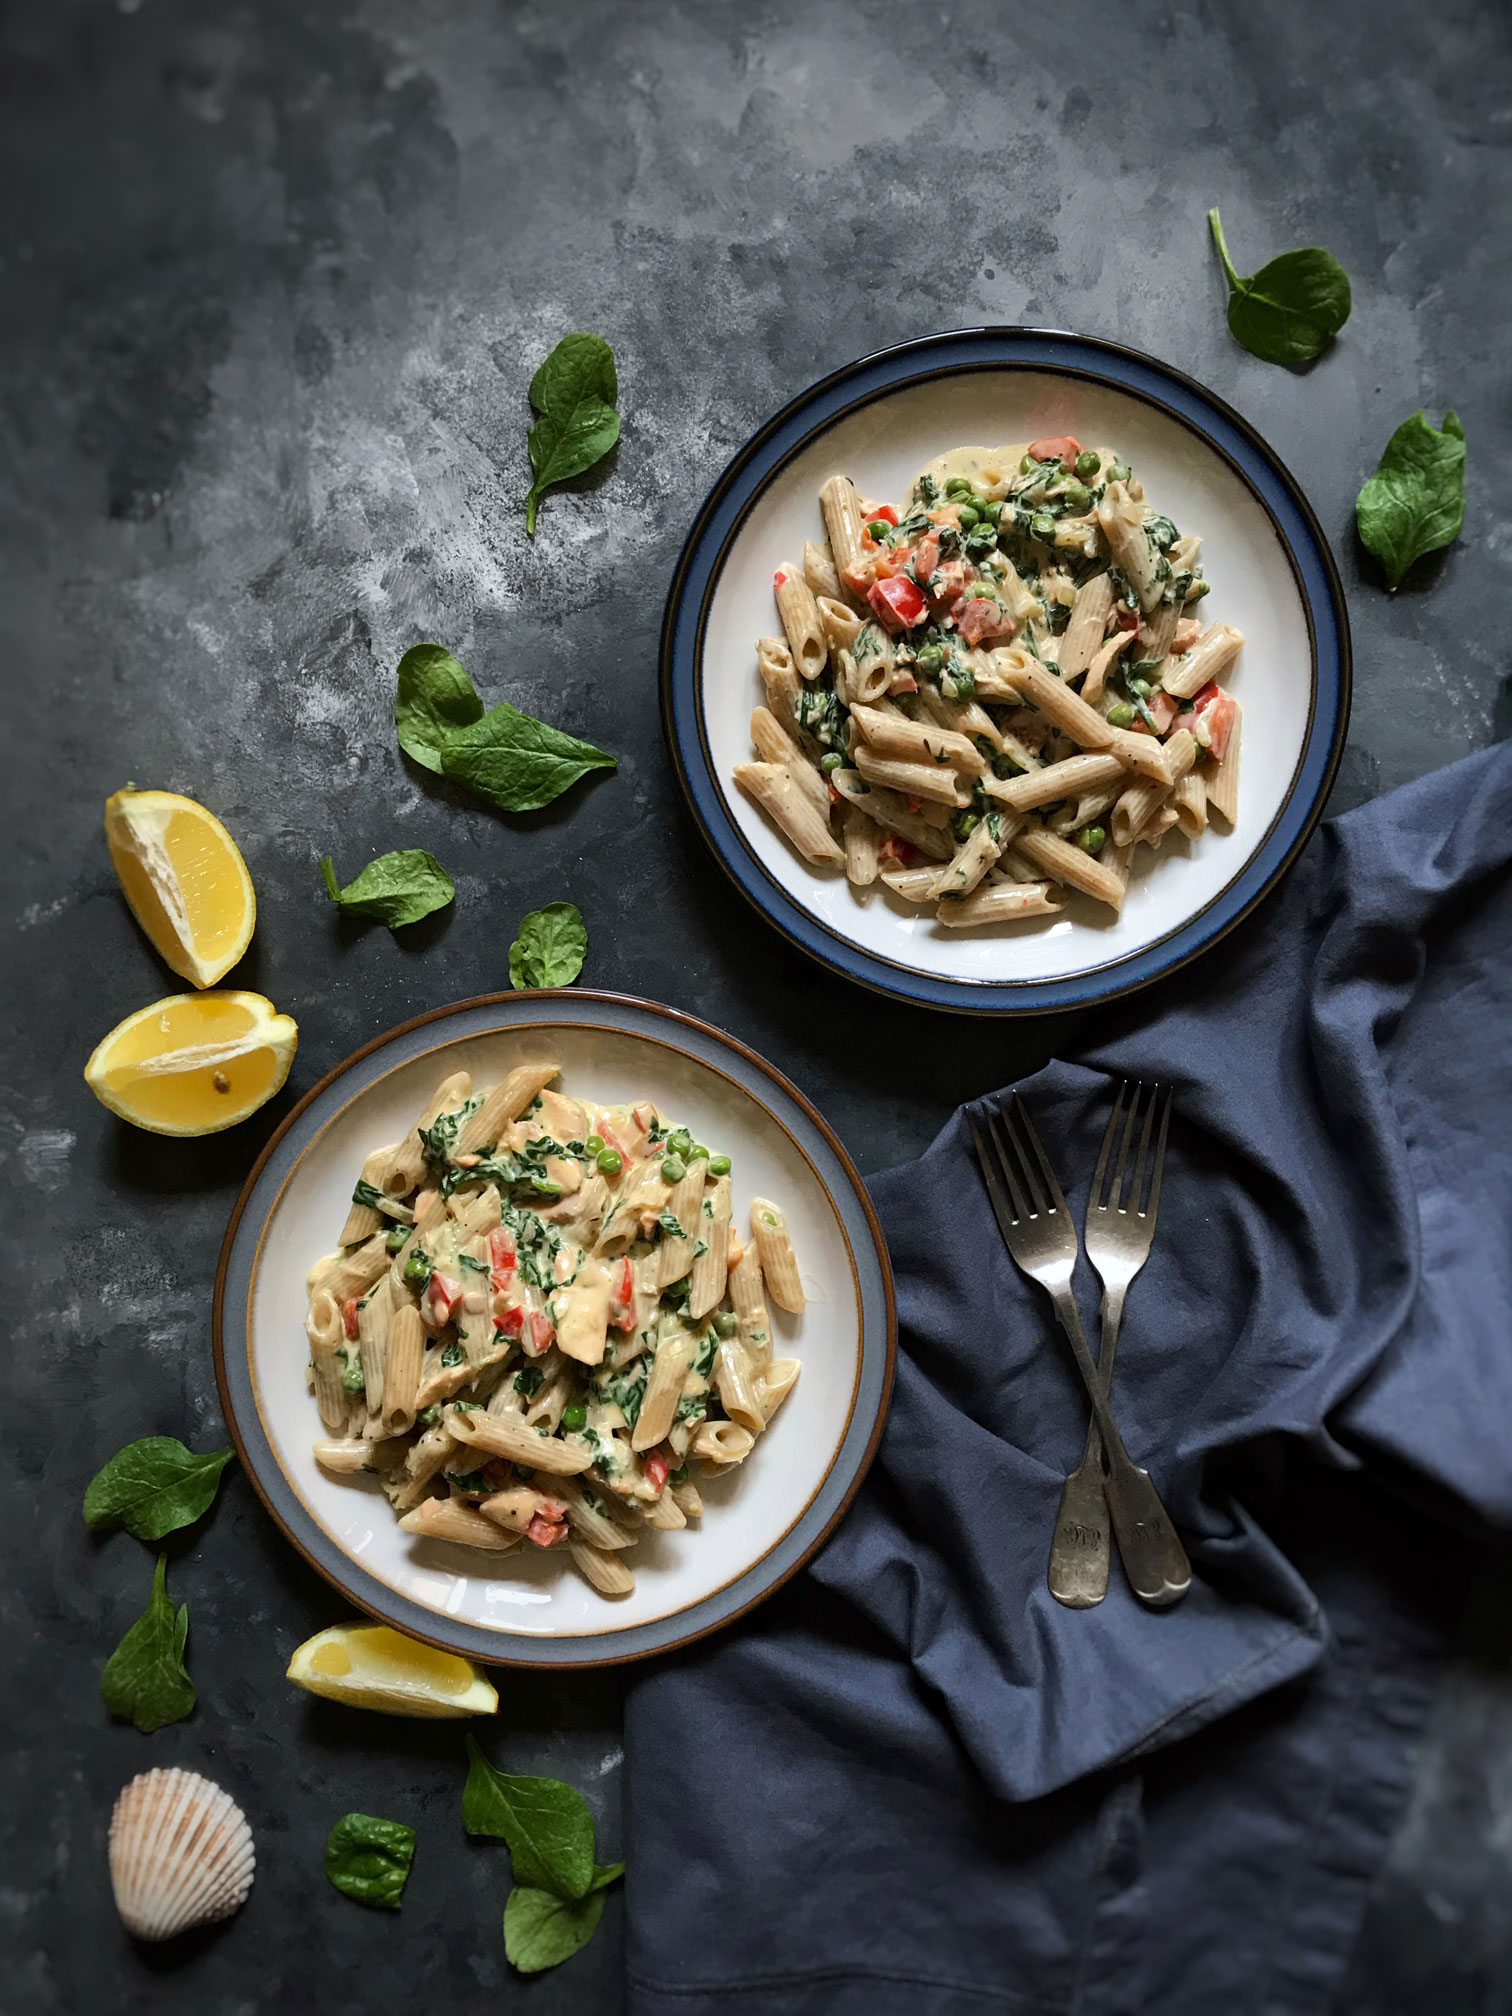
<box><xmin>2</xmin><ymin>1</ymin><xmax>1508</xmax><ymax>2010</ymax></box>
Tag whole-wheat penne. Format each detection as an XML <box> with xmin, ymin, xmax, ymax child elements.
<box><xmin>803</xmin><ymin>538</ymin><xmax>841</xmax><ymax>601</ymax></box>
<box><xmin>849</xmin><ymin>702</ymin><xmax>986</xmax><ymax>776</ymax></box>
<box><xmin>935</xmin><ymin>878</ymin><xmax>1061</xmax><ymax>926</ymax></box>
<box><xmin>848</xmin><ymin>622</ymin><xmax>894</xmax><ymax>702</ymax></box>
<box><xmin>818</xmin><ymin>473</ymin><xmax>866</xmax><ymax>580</ymax></box>
<box><xmin>735</xmin><ymin>762</ymin><xmax>845</xmax><ymax>866</ymax></box>
<box><xmin>774</xmin><ymin>563</ymin><xmax>828</xmax><ymax>680</ymax></box>
<box><xmin>1173</xmin><ymin>770</ymin><xmax>1208</xmax><ymax>839</ymax></box>
<box><xmin>656</xmin><ymin>1166</ymin><xmax>709</xmax><ymax>1288</ymax></box>
<box><xmin>1096</xmin><ymin>481</ymin><xmax>1164</xmax><ymax>610</ymax></box>
<box><xmin>568</xmin><ymin>1539</ymin><xmax>635</xmax><ymax>1595</ymax></box>
<box><xmin>1012</xmin><ymin>822</ymin><xmax>1129</xmax><ymax>911</ymax></box>
<box><xmin>446</xmin><ymin>1408</ymin><xmax>595</xmax><ymax>1474</ymax></box>
<box><xmin>714</xmin><ymin>1339</ymin><xmax>765</xmax><ymax>1435</ymax></box>
<box><xmin>381</xmin><ymin>1303</ymin><xmax>424</xmax><ymax>1436</ymax></box>
<box><xmin>852</xmin><ymin>745</ymin><xmax>972</xmax><ymax>807</ymax></box>
<box><xmin>983</xmin><ymin>750</ymin><xmax>1126</xmax><ymax>814</ymax></box>
<box><xmin>930</xmin><ymin>813</ymin><xmax>1011</xmax><ymax>901</ymax></box>
<box><xmin>632</xmin><ymin>1330</ymin><xmax>698</xmax><ymax>1451</ymax></box>
<box><xmin>842</xmin><ymin>802</ymin><xmax>881</xmax><ymax>887</ymax></box>
<box><xmin>692</xmin><ymin>1420</ymin><xmax>755</xmax><ymax>1468</ymax></box>
<box><xmin>454</xmin><ymin>1063</ymin><xmax>561</xmax><ymax>1159</ymax></box>
<box><xmin>339</xmin><ymin>1145</ymin><xmax>405</xmax><ymax>1245</ymax></box>
<box><xmin>1081</xmin><ymin>629</ymin><xmax>1133</xmax><ymax>705</ymax></box>
<box><xmin>1058</xmin><ymin>572</ymin><xmax>1114</xmax><ymax>679</ymax></box>
<box><xmin>356</xmin><ymin>1275</ymin><xmax>392</xmax><ymax>1417</ymax></box>
<box><xmin>756</xmin><ymin>636</ymin><xmax>803</xmax><ymax>740</ymax></box>
<box><xmin>399</xmin><ymin>1496</ymin><xmax>522</xmax><ymax>1553</ymax></box>
<box><xmin>815</xmin><ymin>595</ymin><xmax>864</xmax><ymax>659</ymax></box>
<box><xmin>756</xmin><ymin>1357</ymin><xmax>801</xmax><ymax>1424</ymax></box>
<box><xmin>1205</xmin><ymin>700</ymin><xmax>1241</xmax><ymax>825</ymax></box>
<box><xmin>750</xmin><ymin>707</ymin><xmax>828</xmax><ymax>816</ymax></box>
<box><xmin>1111</xmin><ymin>729</ymin><xmax>1197</xmax><ymax>847</ymax></box>
<box><xmin>750</xmin><ymin>1198</ymin><xmax>803</xmax><ymax>1313</ymax></box>
<box><xmin>829</xmin><ymin>770</ymin><xmax>952</xmax><ymax>859</ymax></box>
<box><xmin>1161</xmin><ymin>623</ymin><xmax>1244</xmax><ymax>702</ymax></box>
<box><xmin>306</xmin><ymin>1290</ymin><xmax>349</xmax><ymax>1434</ymax></box>
<box><xmin>688</xmin><ymin>1175</ymin><xmax>732</xmax><ymax>1320</ymax></box>
<box><xmin>385</xmin><ymin>1071</ymin><xmax>471</xmax><ymax>1193</ymax></box>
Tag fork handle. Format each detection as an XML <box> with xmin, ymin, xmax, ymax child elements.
<box><xmin>1048</xmin><ymin>1286</ymin><xmax>1190</xmax><ymax>1607</ymax></box>
<box><xmin>1048</xmin><ymin>1288</ymin><xmax>1125</xmax><ymax>1608</ymax></box>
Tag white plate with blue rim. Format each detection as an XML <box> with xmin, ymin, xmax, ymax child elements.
<box><xmin>214</xmin><ymin>991</ymin><xmax>895</xmax><ymax>1668</ymax></box>
<box><xmin>661</xmin><ymin>328</ymin><xmax>1350</xmax><ymax>1015</ymax></box>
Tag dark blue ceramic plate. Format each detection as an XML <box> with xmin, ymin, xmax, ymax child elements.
<box><xmin>215</xmin><ymin>992</ymin><xmax>894</xmax><ymax>1668</ymax></box>
<box><xmin>661</xmin><ymin>329</ymin><xmax>1350</xmax><ymax>1015</ymax></box>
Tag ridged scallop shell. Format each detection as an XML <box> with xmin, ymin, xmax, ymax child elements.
<box><xmin>108</xmin><ymin>1768</ymin><xmax>255</xmax><ymax>1941</ymax></box>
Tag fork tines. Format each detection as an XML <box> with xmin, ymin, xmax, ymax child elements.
<box><xmin>1090</xmin><ymin>1080</ymin><xmax>1172</xmax><ymax>1221</ymax></box>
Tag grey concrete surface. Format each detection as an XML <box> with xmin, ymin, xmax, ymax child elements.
<box><xmin>1</xmin><ymin>1</ymin><xmax>1507</xmax><ymax>2010</ymax></box>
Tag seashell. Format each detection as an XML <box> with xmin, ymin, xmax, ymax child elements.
<box><xmin>108</xmin><ymin>1768</ymin><xmax>255</xmax><ymax>1941</ymax></box>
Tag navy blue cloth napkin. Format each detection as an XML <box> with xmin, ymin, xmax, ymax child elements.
<box><xmin>625</xmin><ymin>743</ymin><xmax>1512</xmax><ymax>2015</ymax></box>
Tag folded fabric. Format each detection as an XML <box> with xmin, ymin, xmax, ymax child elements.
<box><xmin>625</xmin><ymin>742</ymin><xmax>1512</xmax><ymax>2014</ymax></box>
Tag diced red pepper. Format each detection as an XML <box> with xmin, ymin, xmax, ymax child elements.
<box><xmin>912</xmin><ymin>532</ymin><xmax>940</xmax><ymax>580</ymax></box>
<box><xmin>527</xmin><ymin>1310</ymin><xmax>555</xmax><ymax>1354</ymax></box>
<box><xmin>878</xmin><ymin>835</ymin><xmax>917</xmax><ymax>866</ymax></box>
<box><xmin>868</xmin><ymin>503</ymin><xmax>899</xmax><ymax>526</ymax></box>
<box><xmin>928</xmin><ymin>559</ymin><xmax>970</xmax><ymax>610</ymax></box>
<box><xmin>827</xmin><ymin>779</ymin><xmax>843</xmax><ymax>805</ymax></box>
<box><xmin>632</xmin><ymin>1103</ymin><xmax>657</xmax><ymax>1134</ymax></box>
<box><xmin>487</xmin><ymin>1227</ymin><xmax>517</xmax><ymax>1290</ymax></box>
<box><xmin>426</xmin><ymin>1272</ymin><xmax>462</xmax><ymax>1326</ymax></box>
<box><xmin>1114</xmin><ymin>603</ymin><xmax>1140</xmax><ymax>632</ymax></box>
<box><xmin>1146</xmin><ymin>691</ymin><xmax>1179</xmax><ymax>735</ymax></box>
<box><xmin>867</xmin><ymin>575</ymin><xmax>928</xmax><ymax>633</ymax></box>
<box><xmin>525</xmin><ymin>1512</ymin><xmax>569</xmax><ymax>1548</ymax></box>
<box><xmin>644</xmin><ymin>1451</ymin><xmax>670</xmax><ymax>1494</ymax></box>
<box><xmin>888</xmin><ymin>668</ymin><xmax>919</xmax><ymax>695</ymax></box>
<box><xmin>341</xmin><ymin>1297</ymin><xmax>360</xmax><ymax>1341</ymax></box>
<box><xmin>1028</xmin><ymin>434</ymin><xmax>1082</xmax><ymax>463</ymax></box>
<box><xmin>608</xmin><ymin>1257</ymin><xmax>636</xmax><ymax>1330</ymax></box>
<box><xmin>1178</xmin><ymin>683</ymin><xmax>1237</xmax><ymax>762</ymax></box>
<box><xmin>954</xmin><ymin>595</ymin><xmax>1012</xmax><ymax>646</ymax></box>
<box><xmin>495</xmin><ymin>1303</ymin><xmax>525</xmax><ymax>1340</ymax></box>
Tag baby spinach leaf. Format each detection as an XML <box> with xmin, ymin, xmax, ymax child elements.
<box><xmin>462</xmin><ymin>1734</ymin><xmax>596</xmax><ymax>1899</ymax></box>
<box><xmin>84</xmin><ymin>1436</ymin><xmax>234</xmax><ymax>1542</ymax></box>
<box><xmin>525</xmin><ymin>333</ymin><xmax>620</xmax><ymax>536</ymax></box>
<box><xmin>320</xmin><ymin>850</ymin><xmax>455</xmax><ymax>930</ymax></box>
<box><xmin>440</xmin><ymin>700</ymin><xmax>616</xmax><ymax>813</ymax></box>
<box><xmin>1355</xmin><ymin>409</ymin><xmax>1466</xmax><ymax>590</ymax></box>
<box><xmin>1207</xmin><ymin>208</ymin><xmax>1351</xmax><ymax>365</ymax></box>
<box><xmin>325</xmin><ymin>1812</ymin><xmax>416</xmax><ymax>1910</ymax></box>
<box><xmin>101</xmin><ymin>1556</ymin><xmax>195</xmax><ymax>1733</ymax></box>
<box><xmin>509</xmin><ymin>902</ymin><xmax>587</xmax><ymax>989</ymax></box>
<box><xmin>503</xmin><ymin>1884</ymin><xmax>606</xmax><ymax>1973</ymax></box>
<box><xmin>395</xmin><ymin>643</ymin><xmax>485</xmax><ymax>774</ymax></box>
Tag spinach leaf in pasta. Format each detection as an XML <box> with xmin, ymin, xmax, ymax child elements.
<box><xmin>509</xmin><ymin>902</ymin><xmax>587</xmax><ymax>989</ymax></box>
<box><xmin>524</xmin><ymin>334</ymin><xmax>621</xmax><ymax>536</ymax></box>
<box><xmin>84</xmin><ymin>1436</ymin><xmax>234</xmax><ymax>1542</ymax></box>
<box><xmin>1207</xmin><ymin>208</ymin><xmax>1351</xmax><ymax>366</ymax></box>
<box><xmin>320</xmin><ymin>849</ymin><xmax>455</xmax><ymax>930</ymax></box>
<box><xmin>1355</xmin><ymin>409</ymin><xmax>1467</xmax><ymax>590</ymax></box>
<box><xmin>101</xmin><ymin>1555</ymin><xmax>195</xmax><ymax>1733</ymax></box>
<box><xmin>325</xmin><ymin>1813</ymin><xmax>416</xmax><ymax>1910</ymax></box>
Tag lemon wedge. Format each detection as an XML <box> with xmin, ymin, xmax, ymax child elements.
<box><xmin>106</xmin><ymin>787</ymin><xmax>256</xmax><ymax>988</ymax></box>
<box><xmin>286</xmin><ymin>1624</ymin><xmax>498</xmax><ymax>1719</ymax></box>
<box><xmin>84</xmin><ymin>991</ymin><xmax>298</xmax><ymax>1136</ymax></box>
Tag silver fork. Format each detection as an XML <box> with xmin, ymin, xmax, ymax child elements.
<box><xmin>969</xmin><ymin>1096</ymin><xmax>1189</xmax><ymax>1609</ymax></box>
<box><xmin>1048</xmin><ymin>1083</ymin><xmax>1188</xmax><ymax>1609</ymax></box>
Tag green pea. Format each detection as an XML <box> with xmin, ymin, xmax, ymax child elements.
<box><xmin>953</xmin><ymin>810</ymin><xmax>980</xmax><ymax>839</ymax></box>
<box><xmin>1129</xmin><ymin>677</ymin><xmax>1152</xmax><ymax>697</ymax></box>
<box><xmin>955</xmin><ymin>502</ymin><xmax>980</xmax><ymax>529</ymax></box>
<box><xmin>945</xmin><ymin>474</ymin><xmax>973</xmax><ymax>498</ymax></box>
<box><xmin>385</xmin><ymin>1224</ymin><xmax>409</xmax><ymax>1252</ymax></box>
<box><xmin>1106</xmin><ymin>702</ymin><xmax>1135</xmax><ymax>728</ymax></box>
<box><xmin>974</xmin><ymin>497</ymin><xmax>1001</xmax><ymax>524</ymax></box>
<box><xmin>561</xmin><ymin>1403</ymin><xmax>587</xmax><ymax>1431</ymax></box>
<box><xmin>667</xmin><ymin>1127</ymin><xmax>692</xmax><ymax>1156</ymax></box>
<box><xmin>1188</xmin><ymin>578</ymin><xmax>1210</xmax><ymax>600</ymax></box>
<box><xmin>1018</xmin><ymin>453</ymin><xmax>1037</xmax><ymax>474</ymax></box>
<box><xmin>819</xmin><ymin>750</ymin><xmax>844</xmax><ymax>773</ymax></box>
<box><xmin>1030</xmin><ymin>512</ymin><xmax>1057</xmax><ymax>538</ymax></box>
<box><xmin>688</xmin><ymin>1144</ymin><xmax>709</xmax><ymax>1161</ymax></box>
<box><xmin>530</xmin><ymin>1177</ymin><xmax>563</xmax><ymax>1200</ymax></box>
<box><xmin>1108</xmin><ymin>460</ymin><xmax>1131</xmax><ymax>483</ymax></box>
<box><xmin>402</xmin><ymin>1252</ymin><xmax>431</xmax><ymax>1286</ymax></box>
<box><xmin>708</xmin><ymin>1154</ymin><xmax>732</xmax><ymax>1176</ymax></box>
<box><xmin>660</xmin><ymin>1154</ymin><xmax>687</xmax><ymax>1184</ymax></box>
<box><xmin>585</xmin><ymin>1133</ymin><xmax>605</xmax><ymax>1154</ymax></box>
<box><xmin>866</xmin><ymin>519</ymin><xmax>893</xmax><ymax>541</ymax></box>
<box><xmin>1075</xmin><ymin>450</ymin><xmax>1101</xmax><ymax>480</ymax></box>
<box><xmin>1060</xmin><ymin>483</ymin><xmax>1091</xmax><ymax>512</ymax></box>
<box><xmin>596</xmin><ymin>1147</ymin><xmax>623</xmax><ymax>1175</ymax></box>
<box><xmin>914</xmin><ymin>643</ymin><xmax>944</xmax><ymax>673</ymax></box>
<box><xmin>1078</xmin><ymin>824</ymin><xmax>1107</xmax><ymax>853</ymax></box>
<box><xmin>713</xmin><ymin>1311</ymin><xmax>739</xmax><ymax>1338</ymax></box>
<box><xmin>341</xmin><ymin>1363</ymin><xmax>365</xmax><ymax>1394</ymax></box>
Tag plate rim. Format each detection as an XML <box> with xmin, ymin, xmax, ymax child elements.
<box><xmin>660</xmin><ymin>325</ymin><xmax>1352</xmax><ymax>1016</ymax></box>
<box><xmin>212</xmin><ymin>988</ymin><xmax>897</xmax><ymax>1669</ymax></box>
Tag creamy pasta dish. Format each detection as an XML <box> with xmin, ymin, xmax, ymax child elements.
<box><xmin>735</xmin><ymin>438</ymin><xmax>1243</xmax><ymax>924</ymax></box>
<box><xmin>303</xmin><ymin>1063</ymin><xmax>802</xmax><ymax>1599</ymax></box>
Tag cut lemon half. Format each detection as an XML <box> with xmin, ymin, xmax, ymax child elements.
<box><xmin>286</xmin><ymin>1624</ymin><xmax>498</xmax><ymax>1719</ymax></box>
<box><xmin>106</xmin><ymin>787</ymin><xmax>256</xmax><ymax>988</ymax></box>
<box><xmin>84</xmin><ymin>991</ymin><xmax>298</xmax><ymax>1137</ymax></box>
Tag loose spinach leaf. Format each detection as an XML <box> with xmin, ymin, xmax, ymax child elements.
<box><xmin>325</xmin><ymin>1813</ymin><xmax>416</xmax><ymax>1910</ymax></box>
<box><xmin>525</xmin><ymin>333</ymin><xmax>621</xmax><ymax>536</ymax></box>
<box><xmin>101</xmin><ymin>1556</ymin><xmax>195</xmax><ymax>1733</ymax></box>
<box><xmin>320</xmin><ymin>849</ymin><xmax>455</xmax><ymax>930</ymax></box>
<box><xmin>84</xmin><ymin>1436</ymin><xmax>234</xmax><ymax>1542</ymax></box>
<box><xmin>1355</xmin><ymin>409</ymin><xmax>1467</xmax><ymax>590</ymax></box>
<box><xmin>441</xmin><ymin>700</ymin><xmax>616</xmax><ymax>814</ymax></box>
<box><xmin>462</xmin><ymin>1734</ymin><xmax>596</xmax><ymax>1899</ymax></box>
<box><xmin>509</xmin><ymin>902</ymin><xmax>587</xmax><ymax>989</ymax></box>
<box><xmin>1207</xmin><ymin>208</ymin><xmax>1351</xmax><ymax>365</ymax></box>
<box><xmin>504</xmin><ymin>1884</ymin><xmax>606</xmax><ymax>1973</ymax></box>
<box><xmin>395</xmin><ymin>643</ymin><xmax>486</xmax><ymax>773</ymax></box>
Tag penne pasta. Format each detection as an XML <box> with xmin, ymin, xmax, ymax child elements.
<box><xmin>1161</xmin><ymin>623</ymin><xmax>1244</xmax><ymax>702</ymax></box>
<box><xmin>842</xmin><ymin>802</ymin><xmax>881</xmax><ymax>887</ymax></box>
<box><xmin>829</xmin><ymin>770</ymin><xmax>953</xmax><ymax>859</ymax></box>
<box><xmin>446</xmin><ymin>1408</ymin><xmax>595</xmax><ymax>1474</ymax></box>
<box><xmin>751</xmin><ymin>1198</ymin><xmax>804</xmax><ymax>1313</ymax></box>
<box><xmin>385</xmin><ymin>1071</ymin><xmax>471</xmax><ymax>1194</ymax></box>
<box><xmin>1205</xmin><ymin>701</ymin><xmax>1241</xmax><ymax>825</ymax></box>
<box><xmin>381</xmin><ymin>1303</ymin><xmax>424</xmax><ymax>1436</ymax></box>
<box><xmin>849</xmin><ymin>702</ymin><xmax>987</xmax><ymax>776</ymax></box>
<box><xmin>568</xmin><ymin>1539</ymin><xmax>635</xmax><ymax>1595</ymax></box>
<box><xmin>399</xmin><ymin>1496</ymin><xmax>522</xmax><ymax>1553</ymax></box>
<box><xmin>982</xmin><ymin>750</ymin><xmax>1126</xmax><ymax>814</ymax></box>
<box><xmin>852</xmin><ymin>745</ymin><xmax>972</xmax><ymax>807</ymax></box>
<box><xmin>734</xmin><ymin>762</ymin><xmax>845</xmax><ymax>866</ymax></box>
<box><xmin>1012</xmin><ymin>822</ymin><xmax>1130</xmax><ymax>911</ymax></box>
<box><xmin>1057</xmin><ymin>572</ymin><xmax>1114</xmax><ymax>679</ymax></box>
<box><xmin>750</xmin><ymin>707</ymin><xmax>828</xmax><ymax>816</ymax></box>
<box><xmin>935</xmin><ymin>877</ymin><xmax>1060</xmax><ymax>926</ymax></box>
<box><xmin>774</xmin><ymin>563</ymin><xmax>828</xmax><ymax>680</ymax></box>
<box><xmin>688</xmin><ymin>1175</ymin><xmax>732</xmax><ymax>1321</ymax></box>
<box><xmin>803</xmin><ymin>538</ymin><xmax>841</xmax><ymax>601</ymax></box>
<box><xmin>818</xmin><ymin>473</ymin><xmax>867</xmax><ymax>581</ymax></box>
<box><xmin>632</xmin><ymin>1329</ymin><xmax>698</xmax><ymax>1451</ymax></box>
